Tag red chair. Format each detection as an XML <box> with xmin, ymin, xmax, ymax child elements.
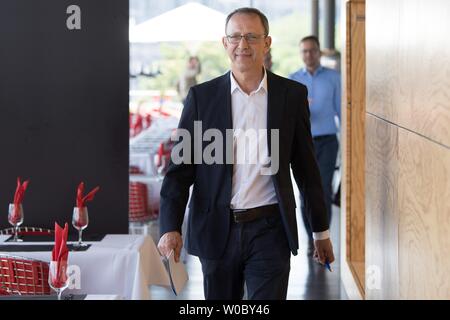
<box><xmin>129</xmin><ymin>182</ymin><xmax>151</xmax><ymax>223</ymax></box>
<box><xmin>0</xmin><ymin>287</ymin><xmax>11</xmax><ymax>295</ymax></box>
<box><xmin>129</xmin><ymin>165</ymin><xmax>143</xmax><ymax>175</ymax></box>
<box><xmin>143</xmin><ymin>114</ymin><xmax>152</xmax><ymax>129</ymax></box>
<box><xmin>0</xmin><ymin>227</ymin><xmax>53</xmax><ymax>237</ymax></box>
<box><xmin>0</xmin><ymin>254</ymin><xmax>51</xmax><ymax>295</ymax></box>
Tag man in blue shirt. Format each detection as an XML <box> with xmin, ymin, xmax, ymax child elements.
<box><xmin>289</xmin><ymin>35</ymin><xmax>341</xmax><ymax>256</ymax></box>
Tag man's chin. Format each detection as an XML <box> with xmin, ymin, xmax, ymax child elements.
<box><xmin>235</xmin><ymin>67</ymin><xmax>252</xmax><ymax>74</ymax></box>
<box><xmin>232</xmin><ymin>61</ymin><xmax>254</xmax><ymax>72</ymax></box>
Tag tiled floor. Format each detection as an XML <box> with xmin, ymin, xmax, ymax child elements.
<box><xmin>148</xmin><ymin>185</ymin><xmax>348</xmax><ymax>300</ymax></box>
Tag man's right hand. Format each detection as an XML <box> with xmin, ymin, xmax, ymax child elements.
<box><xmin>157</xmin><ymin>231</ymin><xmax>183</xmax><ymax>263</ymax></box>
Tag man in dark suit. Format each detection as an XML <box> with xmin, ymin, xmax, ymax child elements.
<box><xmin>158</xmin><ymin>7</ymin><xmax>335</xmax><ymax>300</ymax></box>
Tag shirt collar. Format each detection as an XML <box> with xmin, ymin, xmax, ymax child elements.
<box><xmin>230</xmin><ymin>68</ymin><xmax>268</xmax><ymax>95</ymax></box>
<box><xmin>302</xmin><ymin>64</ymin><xmax>323</xmax><ymax>75</ymax></box>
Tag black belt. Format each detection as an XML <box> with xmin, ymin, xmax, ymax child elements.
<box><xmin>231</xmin><ymin>204</ymin><xmax>279</xmax><ymax>223</ymax></box>
<box><xmin>313</xmin><ymin>134</ymin><xmax>336</xmax><ymax>141</ymax></box>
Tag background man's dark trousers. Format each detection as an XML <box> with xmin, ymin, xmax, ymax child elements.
<box><xmin>300</xmin><ymin>134</ymin><xmax>339</xmax><ymax>243</ymax></box>
<box><xmin>199</xmin><ymin>208</ymin><xmax>291</xmax><ymax>300</ymax></box>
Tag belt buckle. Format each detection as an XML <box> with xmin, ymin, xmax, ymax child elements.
<box><xmin>232</xmin><ymin>209</ymin><xmax>247</xmax><ymax>223</ymax></box>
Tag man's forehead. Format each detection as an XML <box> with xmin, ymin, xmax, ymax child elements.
<box><xmin>226</xmin><ymin>13</ymin><xmax>264</xmax><ymax>32</ymax></box>
<box><xmin>300</xmin><ymin>40</ymin><xmax>319</xmax><ymax>48</ymax></box>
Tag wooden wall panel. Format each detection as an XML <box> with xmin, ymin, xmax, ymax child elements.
<box><xmin>341</xmin><ymin>0</ymin><xmax>366</xmax><ymax>297</ymax></box>
<box><xmin>348</xmin><ymin>1</ymin><xmax>366</xmax><ymax>267</ymax></box>
<box><xmin>395</xmin><ymin>1</ymin><xmax>450</xmax><ymax>147</ymax></box>
<box><xmin>365</xmin><ymin>0</ymin><xmax>400</xmax><ymax>122</ymax></box>
<box><xmin>367</xmin><ymin>0</ymin><xmax>450</xmax><ymax>146</ymax></box>
<box><xmin>366</xmin><ymin>0</ymin><xmax>450</xmax><ymax>299</ymax></box>
<box><xmin>398</xmin><ymin>129</ymin><xmax>450</xmax><ymax>299</ymax></box>
<box><xmin>365</xmin><ymin>115</ymin><xmax>399</xmax><ymax>299</ymax></box>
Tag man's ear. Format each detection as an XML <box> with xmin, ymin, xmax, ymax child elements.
<box><xmin>264</xmin><ymin>36</ymin><xmax>272</xmax><ymax>52</ymax></box>
<box><xmin>222</xmin><ymin>36</ymin><xmax>228</xmax><ymax>50</ymax></box>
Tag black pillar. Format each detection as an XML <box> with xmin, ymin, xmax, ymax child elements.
<box><xmin>324</xmin><ymin>0</ymin><xmax>336</xmax><ymax>50</ymax></box>
<box><xmin>0</xmin><ymin>0</ymin><xmax>129</xmax><ymax>235</ymax></box>
<box><xmin>311</xmin><ymin>0</ymin><xmax>319</xmax><ymax>37</ymax></box>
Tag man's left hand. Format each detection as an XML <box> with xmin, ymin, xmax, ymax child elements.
<box><xmin>313</xmin><ymin>238</ymin><xmax>335</xmax><ymax>265</ymax></box>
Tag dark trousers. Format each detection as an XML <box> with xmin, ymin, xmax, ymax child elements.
<box><xmin>199</xmin><ymin>210</ymin><xmax>291</xmax><ymax>300</ymax></box>
<box><xmin>300</xmin><ymin>134</ymin><xmax>339</xmax><ymax>241</ymax></box>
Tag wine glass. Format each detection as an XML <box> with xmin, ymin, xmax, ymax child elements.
<box><xmin>48</xmin><ymin>261</ymin><xmax>69</xmax><ymax>300</ymax></box>
<box><xmin>153</xmin><ymin>154</ymin><xmax>167</xmax><ymax>181</ymax></box>
<box><xmin>8</xmin><ymin>204</ymin><xmax>24</xmax><ymax>242</ymax></box>
<box><xmin>72</xmin><ymin>207</ymin><xmax>89</xmax><ymax>247</ymax></box>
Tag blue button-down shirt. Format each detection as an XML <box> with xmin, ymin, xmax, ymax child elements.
<box><xmin>289</xmin><ymin>66</ymin><xmax>341</xmax><ymax>137</ymax></box>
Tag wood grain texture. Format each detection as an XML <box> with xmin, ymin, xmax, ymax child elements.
<box><xmin>365</xmin><ymin>0</ymin><xmax>400</xmax><ymax>122</ymax></box>
<box><xmin>367</xmin><ymin>0</ymin><xmax>450</xmax><ymax>147</ymax></box>
<box><xmin>365</xmin><ymin>115</ymin><xmax>399</xmax><ymax>299</ymax></box>
<box><xmin>341</xmin><ymin>0</ymin><xmax>351</xmax><ymax>262</ymax></box>
<box><xmin>341</xmin><ymin>0</ymin><xmax>366</xmax><ymax>297</ymax></box>
<box><xmin>366</xmin><ymin>0</ymin><xmax>450</xmax><ymax>299</ymax></box>
<box><xmin>348</xmin><ymin>0</ymin><xmax>366</xmax><ymax>267</ymax></box>
<box><xmin>395</xmin><ymin>0</ymin><xmax>450</xmax><ymax>147</ymax></box>
<box><xmin>398</xmin><ymin>129</ymin><xmax>450</xmax><ymax>299</ymax></box>
<box><xmin>340</xmin><ymin>0</ymin><xmax>364</xmax><ymax>300</ymax></box>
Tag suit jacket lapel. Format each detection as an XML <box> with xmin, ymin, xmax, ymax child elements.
<box><xmin>267</xmin><ymin>71</ymin><xmax>287</xmax><ymax>158</ymax></box>
<box><xmin>224</xmin><ymin>72</ymin><xmax>232</xmax><ymax>131</ymax></box>
<box><xmin>216</xmin><ymin>72</ymin><xmax>233</xmax><ymax>179</ymax></box>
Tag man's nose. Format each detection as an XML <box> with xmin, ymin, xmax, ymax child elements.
<box><xmin>237</xmin><ymin>36</ymin><xmax>249</xmax><ymax>49</ymax></box>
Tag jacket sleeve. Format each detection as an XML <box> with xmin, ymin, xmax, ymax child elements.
<box><xmin>159</xmin><ymin>88</ymin><xmax>197</xmax><ymax>236</ymax></box>
<box><xmin>290</xmin><ymin>85</ymin><xmax>329</xmax><ymax>233</ymax></box>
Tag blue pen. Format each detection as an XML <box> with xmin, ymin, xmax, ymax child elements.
<box><xmin>324</xmin><ymin>260</ymin><xmax>333</xmax><ymax>272</ymax></box>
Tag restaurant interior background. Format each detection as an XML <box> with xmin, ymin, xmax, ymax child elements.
<box><xmin>0</xmin><ymin>0</ymin><xmax>347</xmax><ymax>300</ymax></box>
<box><xmin>128</xmin><ymin>0</ymin><xmax>345</xmax><ymax>300</ymax></box>
<box><xmin>1</xmin><ymin>0</ymin><xmax>449</xmax><ymax>301</ymax></box>
<box><xmin>128</xmin><ymin>0</ymin><xmax>341</xmax><ymax>235</ymax></box>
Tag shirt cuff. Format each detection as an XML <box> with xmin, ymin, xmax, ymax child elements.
<box><xmin>312</xmin><ymin>229</ymin><xmax>330</xmax><ymax>240</ymax></box>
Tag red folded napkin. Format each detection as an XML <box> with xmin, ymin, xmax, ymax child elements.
<box><xmin>143</xmin><ymin>114</ymin><xmax>152</xmax><ymax>129</ymax></box>
<box><xmin>11</xmin><ymin>177</ymin><xmax>29</xmax><ymax>223</ymax></box>
<box><xmin>156</xmin><ymin>143</ymin><xmax>165</xmax><ymax>167</ymax></box>
<box><xmin>50</xmin><ymin>222</ymin><xmax>69</xmax><ymax>287</ymax></box>
<box><xmin>76</xmin><ymin>182</ymin><xmax>100</xmax><ymax>208</ymax></box>
<box><xmin>14</xmin><ymin>177</ymin><xmax>29</xmax><ymax>205</ymax></box>
<box><xmin>131</xmin><ymin>114</ymin><xmax>143</xmax><ymax>137</ymax></box>
<box><xmin>156</xmin><ymin>142</ymin><xmax>171</xmax><ymax>167</ymax></box>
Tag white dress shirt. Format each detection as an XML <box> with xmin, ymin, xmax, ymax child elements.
<box><xmin>228</xmin><ymin>69</ymin><xmax>330</xmax><ymax>241</ymax></box>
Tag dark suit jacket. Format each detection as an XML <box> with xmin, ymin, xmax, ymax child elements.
<box><xmin>160</xmin><ymin>70</ymin><xmax>328</xmax><ymax>259</ymax></box>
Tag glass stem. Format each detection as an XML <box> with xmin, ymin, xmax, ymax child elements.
<box><xmin>57</xmin><ymin>289</ymin><xmax>62</xmax><ymax>300</ymax></box>
<box><xmin>78</xmin><ymin>229</ymin><xmax>83</xmax><ymax>246</ymax></box>
<box><xmin>14</xmin><ymin>225</ymin><xmax>19</xmax><ymax>241</ymax></box>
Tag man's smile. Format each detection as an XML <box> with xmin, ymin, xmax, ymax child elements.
<box><xmin>235</xmin><ymin>53</ymin><xmax>252</xmax><ymax>59</ymax></box>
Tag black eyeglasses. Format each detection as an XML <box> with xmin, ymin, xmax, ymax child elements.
<box><xmin>301</xmin><ymin>48</ymin><xmax>320</xmax><ymax>54</ymax></box>
<box><xmin>226</xmin><ymin>33</ymin><xmax>267</xmax><ymax>44</ymax></box>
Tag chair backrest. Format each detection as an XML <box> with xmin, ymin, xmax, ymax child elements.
<box><xmin>0</xmin><ymin>287</ymin><xmax>11</xmax><ymax>295</ymax></box>
<box><xmin>129</xmin><ymin>182</ymin><xmax>151</xmax><ymax>223</ymax></box>
<box><xmin>0</xmin><ymin>227</ymin><xmax>53</xmax><ymax>236</ymax></box>
<box><xmin>129</xmin><ymin>165</ymin><xmax>144</xmax><ymax>175</ymax></box>
<box><xmin>0</xmin><ymin>254</ymin><xmax>51</xmax><ymax>295</ymax></box>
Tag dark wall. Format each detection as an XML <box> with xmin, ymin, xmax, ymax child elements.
<box><xmin>0</xmin><ymin>0</ymin><xmax>129</xmax><ymax>234</ymax></box>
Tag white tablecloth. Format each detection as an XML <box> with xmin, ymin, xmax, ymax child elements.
<box><xmin>84</xmin><ymin>294</ymin><xmax>122</xmax><ymax>300</ymax></box>
<box><xmin>129</xmin><ymin>116</ymin><xmax>179</xmax><ymax>176</ymax></box>
<box><xmin>0</xmin><ymin>235</ymin><xmax>172</xmax><ymax>300</ymax></box>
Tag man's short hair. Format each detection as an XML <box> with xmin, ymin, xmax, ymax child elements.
<box><xmin>300</xmin><ymin>35</ymin><xmax>321</xmax><ymax>48</ymax></box>
<box><xmin>225</xmin><ymin>7</ymin><xmax>269</xmax><ymax>36</ymax></box>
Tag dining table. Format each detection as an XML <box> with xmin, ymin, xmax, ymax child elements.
<box><xmin>0</xmin><ymin>234</ymin><xmax>173</xmax><ymax>300</ymax></box>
